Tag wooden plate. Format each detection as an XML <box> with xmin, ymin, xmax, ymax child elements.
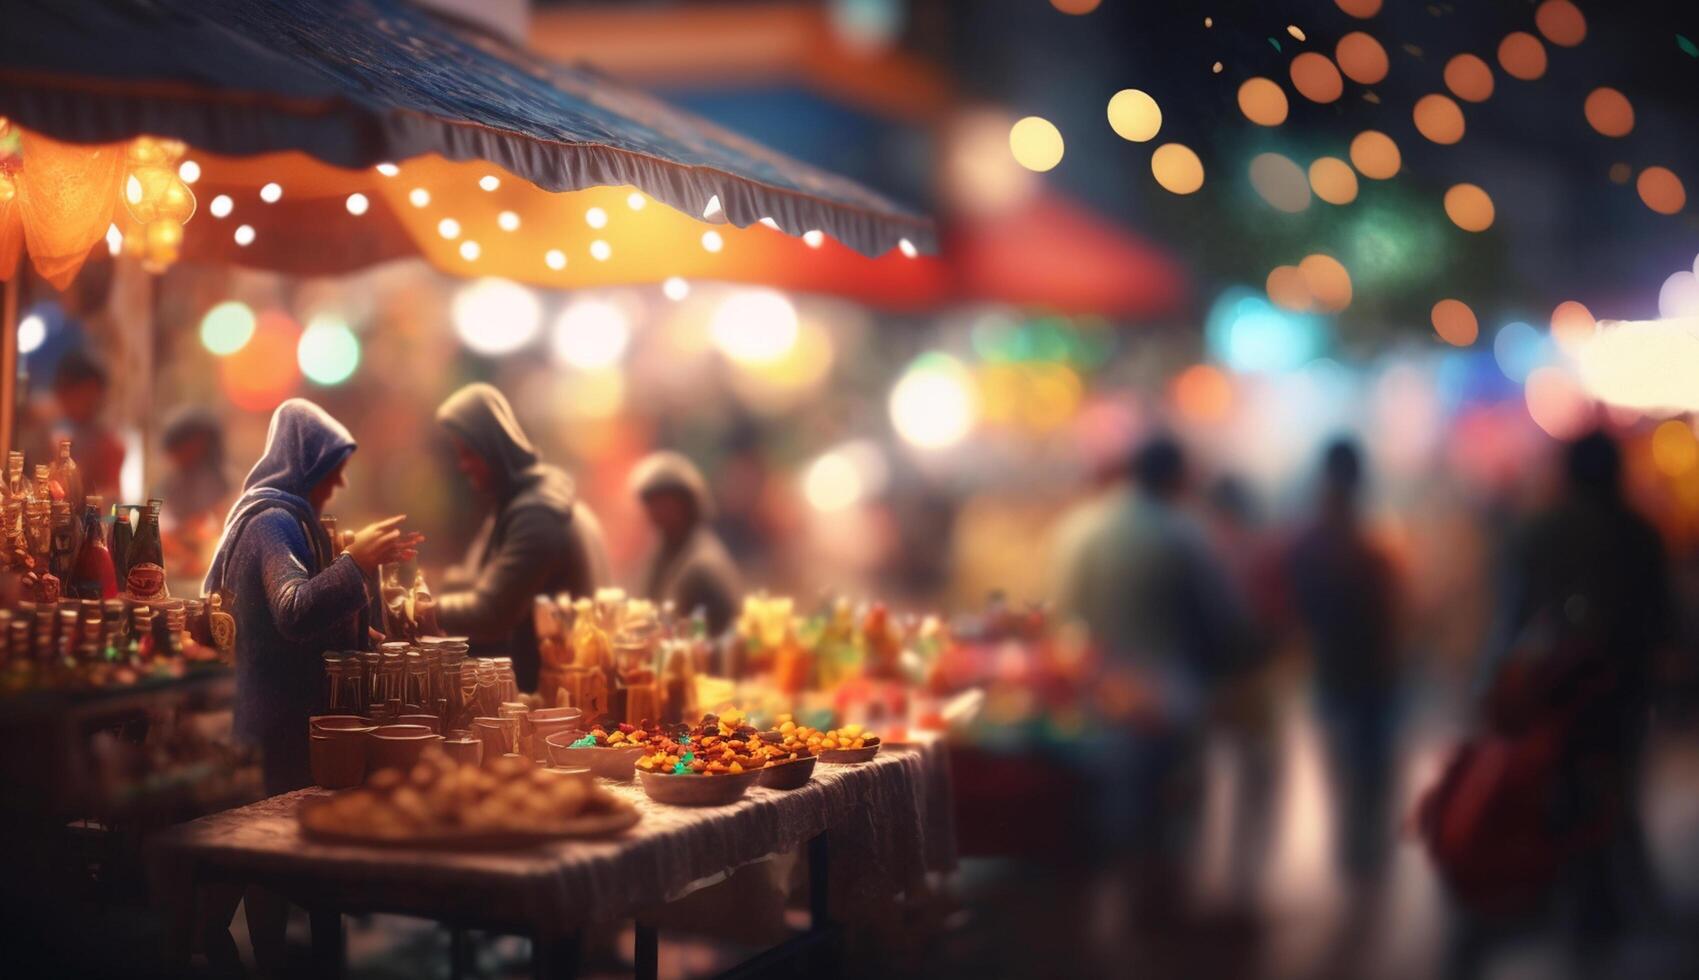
<box><xmin>296</xmin><ymin>793</ymin><xmax>640</xmax><ymax>849</ymax></box>
<box><xmin>818</xmin><ymin>744</ymin><xmax>880</xmax><ymax>764</ymax></box>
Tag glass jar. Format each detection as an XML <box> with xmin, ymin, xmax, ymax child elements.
<box><xmin>492</xmin><ymin>656</ymin><xmax>518</xmax><ymax>703</ymax></box>
<box><xmin>377</xmin><ymin>647</ymin><xmax>405</xmax><ymax>715</ymax></box>
<box><xmin>403</xmin><ymin>650</ymin><xmax>429</xmax><ymax>710</ymax></box>
<box><xmin>361</xmin><ymin>650</ymin><xmax>382</xmax><ymax>712</ymax></box>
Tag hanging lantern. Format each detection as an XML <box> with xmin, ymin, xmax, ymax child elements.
<box><xmin>142</xmin><ymin>218</ymin><xmax>183</xmax><ymax>272</ymax></box>
<box><xmin>123</xmin><ymin>164</ymin><xmax>177</xmax><ymax>222</ymax></box>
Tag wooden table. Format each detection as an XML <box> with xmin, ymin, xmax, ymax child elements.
<box><xmin>149</xmin><ymin>740</ymin><xmax>953</xmax><ymax>978</ymax></box>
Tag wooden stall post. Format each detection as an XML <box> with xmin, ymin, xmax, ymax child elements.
<box><xmin>1</xmin><ymin>276</ymin><xmax>16</xmax><ymax>461</ymax></box>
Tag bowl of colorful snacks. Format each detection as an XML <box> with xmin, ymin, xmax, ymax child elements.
<box><xmin>633</xmin><ymin>711</ymin><xmax>768</xmax><ymax>805</ymax></box>
<box><xmin>298</xmin><ymin>750</ymin><xmax>639</xmax><ymax>847</ymax></box>
<box><xmin>543</xmin><ymin>719</ymin><xmax>657</xmax><ymax>780</ymax></box>
<box><xmin>781</xmin><ymin>717</ymin><xmax>880</xmax><ymax>764</ymax></box>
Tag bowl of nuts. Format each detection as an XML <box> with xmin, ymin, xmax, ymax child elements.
<box><xmin>543</xmin><ymin>721</ymin><xmax>658</xmax><ymax>780</ymax></box>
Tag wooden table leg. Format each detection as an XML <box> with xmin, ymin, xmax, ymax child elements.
<box><xmin>634</xmin><ymin>920</ymin><xmax>658</xmax><ymax>980</ymax></box>
<box><xmin>808</xmin><ymin>831</ymin><xmax>840</xmax><ymax>978</ymax></box>
<box><xmin>309</xmin><ymin>906</ymin><xmax>345</xmax><ymax>979</ymax></box>
<box><xmin>450</xmin><ymin>927</ymin><xmax>471</xmax><ymax>980</ymax></box>
<box><xmin>533</xmin><ymin>930</ymin><xmax>581</xmax><ymax>980</ymax></box>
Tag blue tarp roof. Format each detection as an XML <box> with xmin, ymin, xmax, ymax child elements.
<box><xmin>0</xmin><ymin>0</ymin><xmax>932</xmax><ymax>256</ymax></box>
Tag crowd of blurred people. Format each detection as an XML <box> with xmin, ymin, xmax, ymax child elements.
<box><xmin>1051</xmin><ymin>426</ymin><xmax>1681</xmax><ymax>977</ymax></box>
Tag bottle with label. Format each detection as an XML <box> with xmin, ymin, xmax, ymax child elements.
<box><xmin>49</xmin><ymin>439</ymin><xmax>81</xmax><ymax>508</ymax></box>
<box><xmin>72</xmin><ymin>497</ymin><xmax>118</xmax><ymax>600</ymax></box>
<box><xmin>31</xmin><ymin>464</ymin><xmax>51</xmax><ymax>505</ymax></box>
<box><xmin>124</xmin><ymin>499</ymin><xmax>168</xmax><ymax>601</ymax></box>
<box><xmin>48</xmin><ymin>501</ymin><xmax>75</xmax><ymax>585</ymax></box>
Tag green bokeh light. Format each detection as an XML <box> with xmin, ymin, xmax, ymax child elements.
<box><xmin>296</xmin><ymin>316</ymin><xmax>360</xmax><ymax>385</ymax></box>
<box><xmin>199</xmin><ymin>301</ymin><xmax>256</xmax><ymax>356</ymax></box>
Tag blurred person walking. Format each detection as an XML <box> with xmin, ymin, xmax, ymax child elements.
<box><xmin>433</xmin><ymin>383</ymin><xmax>611</xmax><ymax>692</ymax></box>
<box><xmin>156</xmin><ymin>406</ymin><xmax>233</xmax><ymax>585</ymax></box>
<box><xmin>1054</xmin><ymin>435</ymin><xmax>1251</xmax><ymax>918</ymax></box>
<box><xmin>1286</xmin><ymin>439</ymin><xmax>1401</xmax><ymax>898</ymax></box>
<box><xmin>1429</xmin><ymin>432</ymin><xmax>1671</xmax><ymax>977</ymax></box>
<box><xmin>629</xmin><ymin>451</ymin><xmax>741</xmax><ymax>636</ymax></box>
<box><xmin>1201</xmin><ymin>476</ymin><xmax>1291</xmax><ymax>910</ymax></box>
<box><xmin>41</xmin><ymin>348</ymin><xmax>124</xmax><ymax>499</ymax></box>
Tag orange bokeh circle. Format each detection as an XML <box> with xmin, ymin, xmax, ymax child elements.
<box><xmin>1443</xmin><ymin>54</ymin><xmax>1494</xmax><ymax>103</ymax></box>
<box><xmin>1336</xmin><ymin>32</ymin><xmax>1389</xmax><ymax>85</ymax></box>
<box><xmin>1413</xmin><ymin>94</ymin><xmax>1466</xmax><ymax>144</ymax></box>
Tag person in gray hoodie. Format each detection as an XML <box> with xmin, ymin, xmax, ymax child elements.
<box><xmin>205</xmin><ymin>398</ymin><xmax>419</xmax><ymax>793</ymax></box>
<box><xmin>630</xmin><ymin>450</ymin><xmax>742</xmax><ymax>636</ymax></box>
<box><xmin>434</xmin><ymin>384</ymin><xmax>610</xmax><ymax>691</ymax></box>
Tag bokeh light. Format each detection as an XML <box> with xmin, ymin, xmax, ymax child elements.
<box><xmin>1336</xmin><ymin>32</ymin><xmax>1389</xmax><ymax>84</ymax></box>
<box><xmin>1659</xmin><ymin>271</ymin><xmax>1699</xmax><ymax>318</ymax></box>
<box><xmin>451</xmin><ymin>278</ymin><xmax>542</xmax><ymax>356</ymax></box>
<box><xmin>1009</xmin><ymin>116</ymin><xmax>1065</xmax><ymax>172</ymax></box>
<box><xmin>803</xmin><ymin>440</ymin><xmax>890</xmax><ymax>513</ymax></box>
<box><xmin>1443</xmin><ymin>183</ymin><xmax>1495</xmax><ymax>232</ymax></box>
<box><xmin>199</xmin><ymin>301</ymin><xmax>256</xmax><ymax>356</ymax></box>
<box><xmin>1335</xmin><ymin>0</ymin><xmax>1381</xmax><ymax>16</ymax></box>
<box><xmin>1498</xmin><ymin>32</ymin><xmax>1548</xmax><ymax>81</ymax></box>
<box><xmin>296</xmin><ymin>315</ymin><xmax>361</xmax><ymax>386</ymax></box>
<box><xmin>1534</xmin><ymin>0</ymin><xmax>1586</xmax><ymax>47</ymax></box>
<box><xmin>1654</xmin><ymin>419</ymin><xmax>1699</xmax><ymax>476</ymax></box>
<box><xmin>551</xmin><ymin>297</ymin><xmax>631</xmax><ymax>370</ymax></box>
<box><xmin>1309</xmin><ymin>156</ymin><xmax>1359</xmax><ymax>205</ymax></box>
<box><xmin>1266</xmin><ymin>265</ymin><xmax>1312</xmax><ymax>312</ymax></box>
<box><xmin>1493</xmin><ymin>320</ymin><xmax>1548</xmax><ymax>382</ymax></box>
<box><xmin>890</xmin><ymin>353</ymin><xmax>978</xmax><ymax>450</ymax></box>
<box><xmin>1550</xmin><ymin>300</ymin><xmax>1597</xmax><ymax>354</ymax></box>
<box><xmin>209</xmin><ymin>194</ymin><xmax>233</xmax><ymax>219</ymax></box>
<box><xmin>1524</xmin><ymin>366</ymin><xmax>1590</xmax><ymax>439</ymax></box>
<box><xmin>1207</xmin><ymin>287</ymin><xmax>1327</xmax><ymax>372</ymax></box>
<box><xmin>1107</xmin><ymin>89</ymin><xmax>1162</xmax><ymax>142</ymax></box>
<box><xmin>1443</xmin><ymin>54</ymin><xmax>1495</xmax><ymax>103</ymax></box>
<box><xmin>345</xmin><ymin>193</ymin><xmax>369</xmax><ymax>216</ymax></box>
<box><xmin>1050</xmin><ymin>0</ymin><xmax>1101</xmax><ymax>13</ymax></box>
<box><xmin>1151</xmin><ymin>143</ymin><xmax>1205</xmax><ymax>194</ymax></box>
<box><xmin>1584</xmin><ymin>88</ymin><xmax>1634</xmax><ymax>137</ymax></box>
<box><xmin>1413</xmin><ymin>94</ymin><xmax>1465</xmax><ymax>144</ymax></box>
<box><xmin>1238</xmin><ymin>78</ymin><xmax>1289</xmax><ymax>126</ymax></box>
<box><xmin>711</xmin><ymin>288</ymin><xmax>800</xmax><ymax>366</ymax></box>
<box><xmin>1431</xmin><ymin>298</ymin><xmax>1479</xmax><ymax>346</ymax></box>
<box><xmin>1290</xmin><ymin>53</ymin><xmax>1344</xmax><ymax>103</ymax></box>
<box><xmin>221</xmin><ymin>311</ymin><xmax>300</xmax><ymax>411</ymax></box>
<box><xmin>1249</xmin><ymin>152</ymin><xmax>1311</xmax><ymax>212</ymax></box>
<box><xmin>1171</xmin><ymin>364</ymin><xmax>1233</xmax><ymax>423</ymax></box>
<box><xmin>1299</xmin><ymin>254</ymin><xmax>1353</xmax><ymax>312</ymax></box>
<box><xmin>1577</xmin><ymin>318</ymin><xmax>1699</xmax><ymax>414</ymax></box>
<box><xmin>259</xmin><ymin>182</ymin><xmax>282</xmax><ymax>203</ymax></box>
<box><xmin>663</xmin><ymin>277</ymin><xmax>690</xmax><ymax>301</ymax></box>
<box><xmin>17</xmin><ymin>314</ymin><xmax>46</xmax><ymax>355</ymax></box>
<box><xmin>1637</xmin><ymin>166</ymin><xmax>1686</xmax><ymax>215</ymax></box>
<box><xmin>233</xmin><ymin>224</ymin><xmax>255</xmax><ymax>246</ymax></box>
<box><xmin>1349</xmin><ymin>130</ymin><xmax>1401</xmax><ymax>179</ymax></box>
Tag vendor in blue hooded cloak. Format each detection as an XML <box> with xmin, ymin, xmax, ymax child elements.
<box><xmin>205</xmin><ymin>399</ymin><xmax>421</xmax><ymax>793</ymax></box>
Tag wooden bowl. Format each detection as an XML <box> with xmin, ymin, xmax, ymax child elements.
<box><xmin>543</xmin><ymin>736</ymin><xmax>645</xmax><ymax>781</ymax></box>
<box><xmin>756</xmin><ymin>755</ymin><xmax>817</xmax><ymax>790</ymax></box>
<box><xmin>310</xmin><ymin>715</ymin><xmax>376</xmax><ymax>734</ymax></box>
<box><xmin>637</xmin><ymin>768</ymin><xmax>760</xmax><ymax>806</ymax></box>
<box><xmin>368</xmin><ymin>732</ymin><xmax>443</xmax><ymax>774</ymax></box>
<box><xmin>818</xmin><ymin>744</ymin><xmax>880</xmax><ymax>764</ymax></box>
<box><xmin>309</xmin><ymin>733</ymin><xmax>366</xmax><ymax>789</ymax></box>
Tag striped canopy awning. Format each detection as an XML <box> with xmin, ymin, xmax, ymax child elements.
<box><xmin>0</xmin><ymin>0</ymin><xmax>933</xmax><ymax>260</ymax></box>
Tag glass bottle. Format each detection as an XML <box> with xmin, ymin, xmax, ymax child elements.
<box><xmin>31</xmin><ymin>463</ymin><xmax>51</xmax><ymax>504</ymax></box>
<box><xmin>5</xmin><ymin>451</ymin><xmax>24</xmax><ymax>500</ymax></box>
<box><xmin>50</xmin><ymin>439</ymin><xmax>81</xmax><ymax>509</ymax></box>
<box><xmin>72</xmin><ymin>497</ymin><xmax>118</xmax><ymax>600</ymax></box>
<box><xmin>48</xmin><ymin>501</ymin><xmax>76</xmax><ymax>584</ymax></box>
<box><xmin>109</xmin><ymin>504</ymin><xmax>135</xmax><ymax>581</ymax></box>
<box><xmin>124</xmin><ymin>499</ymin><xmax>167</xmax><ymax>600</ymax></box>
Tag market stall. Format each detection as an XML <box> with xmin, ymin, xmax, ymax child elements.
<box><xmin>151</xmin><ymin>740</ymin><xmax>952</xmax><ymax>977</ymax></box>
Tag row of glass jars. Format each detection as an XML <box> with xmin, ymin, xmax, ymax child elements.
<box><xmin>321</xmin><ymin>638</ymin><xmax>518</xmax><ymax>731</ymax></box>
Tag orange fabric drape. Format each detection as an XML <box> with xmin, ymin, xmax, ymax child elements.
<box><xmin>16</xmin><ymin>130</ymin><xmax>124</xmax><ymax>289</ymax></box>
